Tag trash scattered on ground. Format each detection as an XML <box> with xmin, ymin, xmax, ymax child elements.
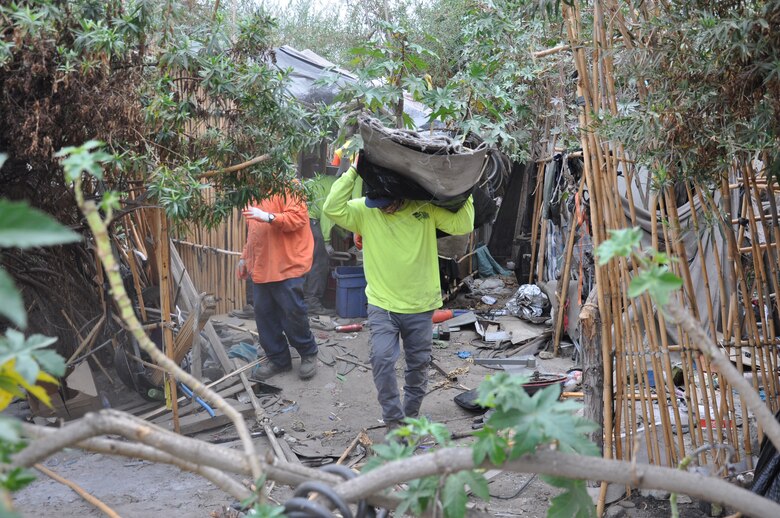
<box><xmin>506</xmin><ymin>284</ymin><xmax>550</xmax><ymax>323</ymax></box>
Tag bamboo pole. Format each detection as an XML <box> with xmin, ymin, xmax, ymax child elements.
<box><xmin>562</xmin><ymin>5</ymin><xmax>617</xmax><ymax>514</ymax></box>
<box><xmin>35</xmin><ymin>464</ymin><xmax>122</xmax><ymax>518</ymax></box>
<box><xmin>552</xmin><ymin>179</ymin><xmax>586</xmax><ymax>355</ymax></box>
<box><xmin>528</xmin><ymin>162</ymin><xmax>546</xmax><ymax>283</ymax></box>
<box><xmin>743</xmin><ymin>162</ymin><xmax>780</xmax><ymax>411</ymax></box>
<box><xmin>156</xmin><ymin>210</ymin><xmax>180</xmax><ymax>434</ymax></box>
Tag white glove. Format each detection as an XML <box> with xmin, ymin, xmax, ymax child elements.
<box><xmin>236</xmin><ymin>259</ymin><xmax>248</xmax><ymax>280</ymax></box>
<box><xmin>242</xmin><ymin>206</ymin><xmax>271</xmax><ymax>222</ymax></box>
<box><xmin>325</xmin><ymin>243</ymin><xmax>335</xmax><ymax>256</ymax></box>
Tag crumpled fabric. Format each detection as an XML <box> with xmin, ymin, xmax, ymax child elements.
<box><xmin>475</xmin><ymin>245</ymin><xmax>512</xmax><ymax>277</ymax></box>
<box><xmin>227</xmin><ymin>342</ymin><xmax>258</xmax><ymax>363</ymax></box>
<box><xmin>506</xmin><ymin>284</ymin><xmax>550</xmax><ymax>323</ymax></box>
<box><xmin>752</xmin><ymin>409</ymin><xmax>780</xmax><ymax>502</ymax></box>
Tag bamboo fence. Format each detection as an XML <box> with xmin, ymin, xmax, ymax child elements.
<box><xmin>522</xmin><ymin>2</ymin><xmax>780</xmax><ymax>503</ymax></box>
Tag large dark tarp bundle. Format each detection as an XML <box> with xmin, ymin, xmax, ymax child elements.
<box><xmin>752</xmin><ymin>410</ymin><xmax>780</xmax><ymax>502</ymax></box>
<box><xmin>356</xmin><ymin>115</ymin><xmax>488</xmax><ymax>212</ymax></box>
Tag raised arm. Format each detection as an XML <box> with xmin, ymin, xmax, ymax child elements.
<box><xmin>432</xmin><ymin>195</ymin><xmax>475</xmax><ymax>236</ymax></box>
<box><xmin>323</xmin><ymin>167</ymin><xmax>362</xmax><ymax>233</ymax></box>
<box><xmin>272</xmin><ymin>191</ymin><xmax>310</xmax><ymax>232</ymax></box>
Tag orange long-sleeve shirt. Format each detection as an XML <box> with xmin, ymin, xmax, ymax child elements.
<box><xmin>241</xmin><ymin>191</ymin><xmax>314</xmax><ymax>284</ymax></box>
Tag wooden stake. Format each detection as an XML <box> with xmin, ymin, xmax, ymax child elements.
<box><xmin>35</xmin><ymin>464</ymin><xmax>122</xmax><ymax>518</ymax></box>
<box><xmin>553</xmin><ymin>179</ymin><xmax>586</xmax><ymax>355</ymax></box>
<box><xmin>156</xmin><ymin>210</ymin><xmax>180</xmax><ymax>434</ymax></box>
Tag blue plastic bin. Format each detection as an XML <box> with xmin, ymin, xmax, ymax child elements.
<box><xmin>334</xmin><ymin>266</ymin><xmax>368</xmax><ymax>318</ymax></box>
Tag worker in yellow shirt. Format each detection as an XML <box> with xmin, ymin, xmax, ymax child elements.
<box><xmin>323</xmin><ymin>166</ymin><xmax>474</xmax><ymax>432</ymax></box>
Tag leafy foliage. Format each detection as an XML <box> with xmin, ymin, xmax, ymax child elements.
<box><xmin>1</xmin><ymin>0</ymin><xmax>336</xmax><ymax>229</ymax></box>
<box><xmin>474</xmin><ymin>373</ymin><xmax>599</xmax><ymax>461</ymax></box>
<box><xmin>0</xmin><ymin>150</ymin><xmax>71</xmax><ymax>513</ymax></box>
<box><xmin>597</xmin><ymin>0</ymin><xmax>780</xmax><ymax>184</ymax></box>
<box><xmin>596</xmin><ymin>226</ymin><xmax>684</xmax><ymax>307</ymax></box>
<box><xmin>543</xmin><ymin>476</ymin><xmax>597</xmax><ymax>518</ymax></box>
<box><xmin>473</xmin><ymin>373</ymin><xmax>598</xmax><ymax>517</ymax></box>
<box><xmin>595</xmin><ymin>228</ymin><xmax>643</xmax><ymax>266</ymax></box>
<box><xmin>365</xmin><ymin>416</ymin><xmax>489</xmax><ymax>518</ymax></box>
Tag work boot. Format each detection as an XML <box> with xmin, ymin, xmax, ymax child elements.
<box><xmin>298</xmin><ymin>354</ymin><xmax>318</xmax><ymax>380</ymax></box>
<box><xmin>251</xmin><ymin>361</ymin><xmax>291</xmax><ymax>380</ymax></box>
<box><xmin>229</xmin><ymin>304</ymin><xmax>255</xmax><ymax>319</ymax></box>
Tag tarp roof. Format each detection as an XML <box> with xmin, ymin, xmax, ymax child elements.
<box><xmin>273</xmin><ymin>45</ymin><xmax>433</xmax><ymax>129</ymax></box>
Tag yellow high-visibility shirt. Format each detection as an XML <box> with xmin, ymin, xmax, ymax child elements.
<box><xmin>323</xmin><ymin>168</ymin><xmax>474</xmax><ymax>313</ymax></box>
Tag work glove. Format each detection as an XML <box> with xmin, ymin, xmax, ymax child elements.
<box><xmin>325</xmin><ymin>243</ymin><xmax>335</xmax><ymax>256</ymax></box>
<box><xmin>242</xmin><ymin>206</ymin><xmax>272</xmax><ymax>222</ymax></box>
<box><xmin>236</xmin><ymin>259</ymin><xmax>248</xmax><ymax>280</ymax></box>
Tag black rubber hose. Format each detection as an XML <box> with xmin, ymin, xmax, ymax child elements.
<box><xmin>319</xmin><ymin>464</ymin><xmax>370</xmax><ymax>518</ymax></box>
<box><xmin>283</xmin><ymin>497</ymin><xmax>333</xmax><ymax>518</ymax></box>
<box><xmin>319</xmin><ymin>464</ymin><xmax>356</xmax><ymax>480</ymax></box>
<box><xmin>294</xmin><ymin>481</ymin><xmax>354</xmax><ymax>518</ymax></box>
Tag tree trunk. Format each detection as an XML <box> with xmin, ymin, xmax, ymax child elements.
<box><xmin>580</xmin><ymin>287</ymin><xmax>603</xmax><ymax>454</ymax></box>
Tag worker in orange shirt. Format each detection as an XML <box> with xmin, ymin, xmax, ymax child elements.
<box><xmin>237</xmin><ymin>187</ymin><xmax>319</xmax><ymax>380</ymax></box>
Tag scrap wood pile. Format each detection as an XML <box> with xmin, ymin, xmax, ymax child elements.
<box><xmin>22</xmin><ymin>190</ymin><xmax>268</xmax><ymax>437</ymax></box>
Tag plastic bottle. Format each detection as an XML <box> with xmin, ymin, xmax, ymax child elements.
<box><xmin>432</xmin><ymin>310</ymin><xmax>454</xmax><ymax>323</ymax></box>
<box><xmin>335</xmin><ymin>323</ymin><xmax>363</xmax><ymax>332</ymax></box>
<box><xmin>432</xmin><ymin>309</ymin><xmax>470</xmax><ymax>323</ymax></box>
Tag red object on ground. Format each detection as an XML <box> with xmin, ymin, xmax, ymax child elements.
<box><xmin>432</xmin><ymin>309</ymin><xmax>454</xmax><ymax>323</ymax></box>
<box><xmin>335</xmin><ymin>323</ymin><xmax>363</xmax><ymax>332</ymax></box>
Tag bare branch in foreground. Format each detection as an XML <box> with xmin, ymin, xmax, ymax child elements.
<box><xmin>334</xmin><ymin>447</ymin><xmax>780</xmax><ymax>518</ymax></box>
<box><xmin>665</xmin><ymin>303</ymin><xmax>780</xmax><ymax>454</ymax></box>
<box><xmin>23</xmin><ymin>423</ymin><xmax>251</xmax><ymax>502</ymax></box>
<box><xmin>17</xmin><ymin>412</ymin><xmax>779</xmax><ymax>517</ymax></box>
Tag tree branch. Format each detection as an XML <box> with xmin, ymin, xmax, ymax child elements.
<box><xmin>23</xmin><ymin>422</ymin><xmax>251</xmax><ymax>501</ymax></box>
<box><xmin>199</xmin><ymin>154</ymin><xmax>271</xmax><ymax>180</ymax></box>
<box><xmin>664</xmin><ymin>303</ymin><xmax>780</xmax><ymax>455</ymax></box>
<box><xmin>15</xmin><ymin>412</ymin><xmax>401</xmax><ymax>509</ymax></box>
<box><xmin>70</xmin><ymin>178</ymin><xmax>263</xmax><ymax>480</ymax></box>
<box><xmin>334</xmin><ymin>447</ymin><xmax>780</xmax><ymax>518</ymax></box>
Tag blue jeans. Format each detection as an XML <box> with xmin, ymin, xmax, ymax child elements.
<box><xmin>253</xmin><ymin>277</ymin><xmax>318</xmax><ymax>367</ymax></box>
<box><xmin>367</xmin><ymin>304</ymin><xmax>434</xmax><ymax>422</ymax></box>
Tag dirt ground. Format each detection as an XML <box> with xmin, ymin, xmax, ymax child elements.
<box><xmin>10</xmin><ymin>280</ymin><xmax>717</xmax><ymax>517</ymax></box>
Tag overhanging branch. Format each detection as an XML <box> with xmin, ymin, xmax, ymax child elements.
<box><xmin>199</xmin><ymin>154</ymin><xmax>271</xmax><ymax>180</ymax></box>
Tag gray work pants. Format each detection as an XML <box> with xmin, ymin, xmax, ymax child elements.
<box><xmin>367</xmin><ymin>304</ymin><xmax>434</xmax><ymax>422</ymax></box>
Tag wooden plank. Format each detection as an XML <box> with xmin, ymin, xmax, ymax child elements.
<box><xmin>150</xmin><ymin>383</ymin><xmax>245</xmax><ymax>424</ymax></box>
<box><xmin>156</xmin><ymin>211</ymin><xmax>180</xmax><ymax>433</ymax></box>
<box><xmin>169</xmin><ymin>243</ymin><xmax>265</xmax><ymax>423</ymax></box>
<box><xmin>138</xmin><ymin>377</ymin><xmax>241</xmax><ymax>421</ymax></box>
<box><xmin>158</xmin><ymin>401</ymin><xmax>256</xmax><ymax>435</ymax></box>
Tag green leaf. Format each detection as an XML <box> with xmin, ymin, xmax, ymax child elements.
<box><xmin>32</xmin><ymin>349</ymin><xmax>66</xmax><ymax>378</ymax></box>
<box><xmin>0</xmin><ymin>200</ymin><xmax>80</xmax><ymax>249</ymax></box>
<box><xmin>628</xmin><ymin>267</ymin><xmax>683</xmax><ymax>306</ymax></box>
<box><xmin>442</xmin><ymin>472</ymin><xmax>469</xmax><ymax>518</ymax></box>
<box><xmin>461</xmin><ymin>470</ymin><xmax>490</xmax><ymax>501</ymax></box>
<box><xmin>0</xmin><ymin>269</ymin><xmax>25</xmax><ymax>329</ymax></box>
<box><xmin>595</xmin><ymin>227</ymin><xmax>643</xmax><ymax>265</ymax></box>
<box><xmin>55</xmin><ymin>140</ymin><xmax>113</xmax><ymax>182</ymax></box>
<box><xmin>0</xmin><ymin>416</ymin><xmax>21</xmax><ymax>444</ymax></box>
<box><xmin>542</xmin><ymin>477</ymin><xmax>597</xmax><ymax>518</ymax></box>
<box><xmin>0</xmin><ymin>331</ymin><xmax>62</xmax><ymax>383</ymax></box>
<box><xmin>0</xmin><ymin>467</ymin><xmax>36</xmax><ymax>492</ymax></box>
<box><xmin>472</xmin><ymin>426</ymin><xmax>508</xmax><ymax>465</ymax></box>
